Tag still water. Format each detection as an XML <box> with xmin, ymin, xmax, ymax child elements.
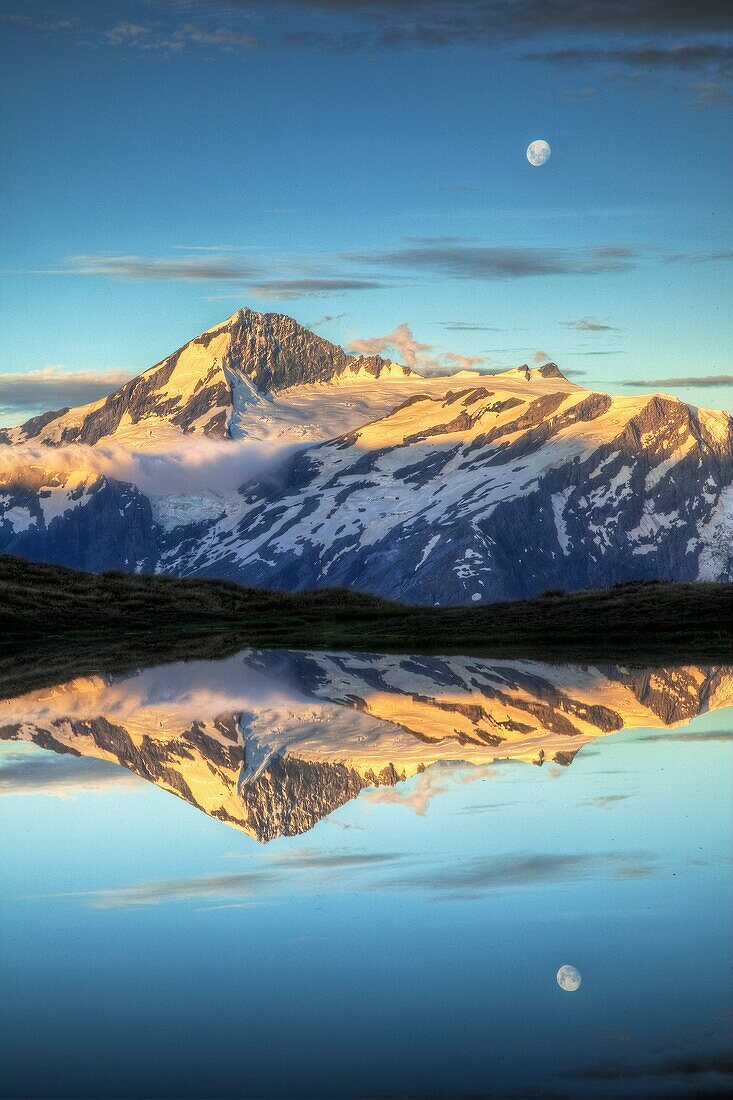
<box><xmin>1</xmin><ymin>651</ymin><xmax>731</xmax><ymax>1099</ymax></box>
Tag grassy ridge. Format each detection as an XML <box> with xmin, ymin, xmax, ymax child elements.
<box><xmin>1</xmin><ymin>555</ymin><xmax>731</xmax><ymax>699</ymax></box>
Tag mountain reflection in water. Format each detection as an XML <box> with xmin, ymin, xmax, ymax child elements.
<box><xmin>2</xmin><ymin>650</ymin><xmax>730</xmax><ymax>841</ymax></box>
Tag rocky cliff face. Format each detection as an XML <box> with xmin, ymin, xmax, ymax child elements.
<box><xmin>2</xmin><ymin>651</ymin><xmax>730</xmax><ymax>841</ymax></box>
<box><xmin>0</xmin><ymin>470</ymin><xmax>160</xmax><ymax>571</ymax></box>
<box><xmin>215</xmin><ymin>308</ymin><xmax>403</xmax><ymax>394</ymax></box>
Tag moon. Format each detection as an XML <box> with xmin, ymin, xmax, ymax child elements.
<box><xmin>527</xmin><ymin>139</ymin><xmax>551</xmax><ymax>167</ymax></box>
<box><xmin>556</xmin><ymin>964</ymin><xmax>581</xmax><ymax>992</ymax></box>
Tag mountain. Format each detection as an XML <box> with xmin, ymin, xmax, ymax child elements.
<box><xmin>1</xmin><ymin>306</ymin><xmax>732</xmax><ymax>599</ymax></box>
<box><xmin>162</xmin><ymin>378</ymin><xmax>733</xmax><ymax>602</ymax></box>
<box><xmin>2</xmin><ymin>649</ymin><xmax>730</xmax><ymax>841</ymax></box>
<box><xmin>0</xmin><ymin>307</ymin><xmax>414</xmax><ymax>448</ymax></box>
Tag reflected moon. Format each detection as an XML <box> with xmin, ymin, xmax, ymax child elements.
<box><xmin>557</xmin><ymin>964</ymin><xmax>581</xmax><ymax>991</ymax></box>
<box><xmin>527</xmin><ymin>139</ymin><xmax>551</xmax><ymax>166</ymax></box>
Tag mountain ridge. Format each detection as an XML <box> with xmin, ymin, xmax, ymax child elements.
<box><xmin>0</xmin><ymin>307</ymin><xmax>414</xmax><ymax>447</ymax></box>
<box><xmin>159</xmin><ymin>380</ymin><xmax>733</xmax><ymax>601</ymax></box>
<box><xmin>1</xmin><ymin>306</ymin><xmax>731</xmax><ymax>603</ymax></box>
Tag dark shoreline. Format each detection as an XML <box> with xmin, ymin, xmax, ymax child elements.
<box><xmin>2</xmin><ymin>555</ymin><xmax>732</xmax><ymax>699</ymax></box>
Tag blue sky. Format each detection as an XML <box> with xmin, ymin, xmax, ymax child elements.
<box><xmin>1</xmin><ymin>0</ymin><xmax>732</xmax><ymax>422</ymax></box>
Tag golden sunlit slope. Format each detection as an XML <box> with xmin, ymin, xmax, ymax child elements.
<box><xmin>2</xmin><ymin>651</ymin><xmax>730</xmax><ymax>841</ymax></box>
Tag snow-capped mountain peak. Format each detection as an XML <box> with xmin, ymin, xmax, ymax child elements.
<box><xmin>1</xmin><ymin>307</ymin><xmax>415</xmax><ymax>448</ymax></box>
<box><xmin>1</xmin><ymin>306</ymin><xmax>731</xmax><ymax>600</ymax></box>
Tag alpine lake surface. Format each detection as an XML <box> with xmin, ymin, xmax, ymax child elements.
<box><xmin>1</xmin><ymin>646</ymin><xmax>731</xmax><ymax>1100</ymax></box>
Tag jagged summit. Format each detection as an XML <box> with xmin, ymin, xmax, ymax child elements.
<box><xmin>208</xmin><ymin>306</ymin><xmax>409</xmax><ymax>392</ymax></box>
<box><xmin>538</xmin><ymin>362</ymin><xmax>565</xmax><ymax>379</ymax></box>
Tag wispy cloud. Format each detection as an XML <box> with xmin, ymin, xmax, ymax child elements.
<box><xmin>309</xmin><ymin>312</ymin><xmax>347</xmax><ymax>328</ymax></box>
<box><xmin>54</xmin><ymin>849</ymin><xmax>408</xmax><ymax>908</ymax></box>
<box><xmin>248</xmin><ymin>277</ymin><xmax>386</xmax><ymax>299</ymax></box>
<box><xmin>24</xmin><ymin>234</ymin><xmax>715</xmax><ymax>296</ymax></box>
<box><xmin>623</xmin><ymin>374</ymin><xmax>733</xmax><ymax>388</ymax></box>
<box><xmin>634</xmin><ymin>728</ymin><xmax>733</xmax><ymax>743</ymax></box>
<box><xmin>0</xmin><ymin>367</ymin><xmax>134</xmax><ymax>414</ymax></box>
<box><xmin>523</xmin><ymin>42</ymin><xmax>733</xmax><ymax>78</ymax></box>
<box><xmin>2</xmin><ymin>9</ymin><xmax>258</xmax><ymax>54</ymax></box>
<box><xmin>15</xmin><ymin>236</ymin><xmax>715</xmax><ymax>299</ymax></box>
<box><xmin>583</xmin><ymin>793</ymin><xmax>631</xmax><ymax>807</ymax></box>
<box><xmin>5</xmin><ymin>2</ymin><xmax>733</xmax><ymax>72</ymax></box>
<box><xmin>374</xmin><ymin>851</ymin><xmax>658</xmax><ymax>900</ymax></box>
<box><xmin>104</xmin><ymin>22</ymin><xmax>151</xmax><ymax>46</ymax></box>
<box><xmin>217</xmin><ymin>2</ymin><xmax>733</xmax><ymax>51</ymax></box>
<box><xmin>267</xmin><ymin>850</ymin><xmax>403</xmax><ymax>869</ymax></box>
<box><xmin>46</xmin><ymin>844</ymin><xmax>659</xmax><ymax>908</ymax></box>
<box><xmin>562</xmin><ymin>1049</ymin><xmax>733</xmax><ymax>1084</ymax></box>
<box><xmin>0</xmin><ymin>11</ymin><xmax>73</xmax><ymax>35</ymax></box>
<box><xmin>105</xmin><ymin>21</ymin><xmax>257</xmax><ymax>54</ymax></box>
<box><xmin>345</xmin><ymin>239</ymin><xmax>639</xmax><ymax>279</ymax></box>
<box><xmin>25</xmin><ymin>252</ymin><xmax>389</xmax><ymax>299</ymax></box>
<box><xmin>74</xmin><ymin>869</ymin><xmax>283</xmax><ymax>908</ymax></box>
<box><xmin>58</xmin><ymin>253</ymin><xmax>263</xmax><ymax>281</ymax></box>
<box><xmin>562</xmin><ymin>85</ymin><xmax>599</xmax><ymax>100</ymax></box>
<box><xmin>172</xmin><ymin>245</ymin><xmax>259</xmax><ymax>252</ymax></box>
<box><xmin>665</xmin><ymin>248</ymin><xmax>733</xmax><ymax>264</ymax></box>
<box><xmin>562</xmin><ymin>316</ymin><xmax>618</xmax><ymax>331</ymax></box>
<box><xmin>686</xmin><ymin>80</ymin><xmax>733</xmax><ymax>108</ymax></box>
<box><xmin>438</xmin><ymin>321</ymin><xmax>504</xmax><ymax>332</ymax></box>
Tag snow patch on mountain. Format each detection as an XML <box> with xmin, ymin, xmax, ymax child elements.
<box><xmin>1</xmin><ymin>305</ymin><xmax>731</xmax><ymax>600</ymax></box>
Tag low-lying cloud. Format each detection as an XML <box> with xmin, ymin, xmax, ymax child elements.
<box><xmin>0</xmin><ymin>436</ymin><xmax>303</xmax><ymax>498</ymax></box>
